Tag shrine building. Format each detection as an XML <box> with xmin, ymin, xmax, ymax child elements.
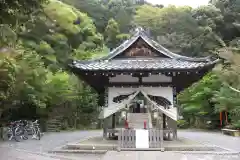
<box><xmin>68</xmin><ymin>27</ymin><xmax>219</xmax><ymax>149</ymax></box>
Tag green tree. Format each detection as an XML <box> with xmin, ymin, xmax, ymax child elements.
<box><xmin>61</xmin><ymin>0</ymin><xmax>110</xmax><ymax>33</ymax></box>
<box><xmin>104</xmin><ymin>18</ymin><xmax>120</xmax><ymax>49</ymax></box>
<box><xmin>104</xmin><ymin>18</ymin><xmax>129</xmax><ymax>49</ymax></box>
<box><xmin>178</xmin><ymin>73</ymin><xmax>221</xmax><ymax>128</ymax></box>
<box><xmin>134</xmin><ymin>5</ymin><xmax>224</xmax><ymax>57</ymax></box>
<box><xmin>20</xmin><ymin>0</ymin><xmax>104</xmax><ymax>68</ymax></box>
<box><xmin>211</xmin><ymin>0</ymin><xmax>240</xmax><ymax>41</ymax></box>
<box><xmin>0</xmin><ymin>0</ymin><xmax>47</xmax><ymax>25</ymax></box>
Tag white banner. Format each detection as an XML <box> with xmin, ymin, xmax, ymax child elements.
<box><xmin>135</xmin><ymin>129</ymin><xmax>149</xmax><ymax>148</ymax></box>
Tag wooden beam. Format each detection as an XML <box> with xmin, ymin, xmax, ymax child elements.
<box><xmin>108</xmin><ymin>82</ymin><xmax>173</xmax><ymax>87</ymax></box>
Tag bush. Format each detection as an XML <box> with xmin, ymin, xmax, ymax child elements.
<box><xmin>232</xmin><ymin>120</ymin><xmax>240</xmax><ymax>130</ymax></box>
<box><xmin>177</xmin><ymin>119</ymin><xmax>189</xmax><ymax>128</ymax></box>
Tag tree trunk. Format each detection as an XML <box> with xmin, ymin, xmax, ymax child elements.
<box><xmin>0</xmin><ymin>109</ymin><xmax>2</xmax><ymax>120</ymax></box>
<box><xmin>225</xmin><ymin>111</ymin><xmax>228</xmax><ymax>125</ymax></box>
<box><xmin>220</xmin><ymin>112</ymin><xmax>223</xmax><ymax>127</ymax></box>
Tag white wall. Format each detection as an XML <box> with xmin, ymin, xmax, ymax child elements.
<box><xmin>142</xmin><ymin>74</ymin><xmax>172</xmax><ymax>82</ymax></box>
<box><xmin>109</xmin><ymin>75</ymin><xmax>138</xmax><ymax>83</ymax></box>
<box><xmin>109</xmin><ymin>74</ymin><xmax>172</xmax><ymax>83</ymax></box>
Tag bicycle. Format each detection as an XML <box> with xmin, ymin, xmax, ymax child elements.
<box><xmin>2</xmin><ymin>121</ymin><xmax>24</xmax><ymax>142</ymax></box>
<box><xmin>28</xmin><ymin>120</ymin><xmax>41</xmax><ymax>140</ymax></box>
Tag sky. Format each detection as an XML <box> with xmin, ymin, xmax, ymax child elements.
<box><xmin>146</xmin><ymin>0</ymin><xmax>210</xmax><ymax>8</ymax></box>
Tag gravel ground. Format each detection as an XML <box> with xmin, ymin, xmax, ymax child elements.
<box><xmin>0</xmin><ymin>129</ymin><xmax>239</xmax><ymax>160</ymax></box>
<box><xmin>178</xmin><ymin>129</ymin><xmax>240</xmax><ymax>152</ymax></box>
<box><xmin>102</xmin><ymin>151</ymin><xmax>240</xmax><ymax>160</ymax></box>
<box><xmin>0</xmin><ymin>130</ymin><xmax>102</xmax><ymax>152</ymax></box>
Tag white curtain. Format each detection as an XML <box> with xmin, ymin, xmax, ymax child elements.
<box><xmin>99</xmin><ymin>87</ymin><xmax>174</xmax><ymax>119</ymax></box>
<box><xmin>141</xmin><ymin>91</ymin><xmax>177</xmax><ymax>121</ymax></box>
<box><xmin>99</xmin><ymin>91</ymin><xmax>140</xmax><ymax>119</ymax></box>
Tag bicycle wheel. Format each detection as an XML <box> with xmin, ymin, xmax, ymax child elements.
<box><xmin>34</xmin><ymin>126</ymin><xmax>41</xmax><ymax>140</ymax></box>
<box><xmin>22</xmin><ymin>128</ymin><xmax>28</xmax><ymax>140</ymax></box>
<box><xmin>37</xmin><ymin>130</ymin><xmax>41</xmax><ymax>140</ymax></box>
<box><xmin>13</xmin><ymin>127</ymin><xmax>22</xmax><ymax>142</ymax></box>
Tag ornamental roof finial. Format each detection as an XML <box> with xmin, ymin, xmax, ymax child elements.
<box><xmin>135</xmin><ymin>26</ymin><xmax>144</xmax><ymax>33</ymax></box>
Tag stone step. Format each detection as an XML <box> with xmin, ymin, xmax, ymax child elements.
<box><xmin>127</xmin><ymin>113</ymin><xmax>152</xmax><ymax>129</ymax></box>
<box><xmin>65</xmin><ymin>143</ymin><xmax>117</xmax><ymax>150</ymax></box>
<box><xmin>46</xmin><ymin>117</ymin><xmax>62</xmax><ymax>132</ymax></box>
<box><xmin>50</xmin><ymin>149</ymin><xmax>107</xmax><ymax>154</ymax></box>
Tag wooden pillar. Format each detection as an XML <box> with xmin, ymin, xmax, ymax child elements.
<box><xmin>173</xmin><ymin>121</ymin><xmax>177</xmax><ymax>140</ymax></box>
<box><xmin>160</xmin><ymin>120</ymin><xmax>164</xmax><ymax>151</ymax></box>
<box><xmin>163</xmin><ymin>114</ymin><xmax>166</xmax><ymax>129</ymax></box>
<box><xmin>112</xmin><ymin>113</ymin><xmax>116</xmax><ymax>136</ymax></box>
<box><xmin>103</xmin><ymin>119</ymin><xmax>107</xmax><ymax>139</ymax></box>
<box><xmin>157</xmin><ymin>113</ymin><xmax>164</xmax><ymax>151</ymax></box>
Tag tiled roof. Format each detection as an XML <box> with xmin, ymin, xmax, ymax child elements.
<box><xmin>72</xmin><ymin>58</ymin><xmax>218</xmax><ymax>71</ymax></box>
<box><xmin>70</xmin><ymin>27</ymin><xmax>220</xmax><ymax>71</ymax></box>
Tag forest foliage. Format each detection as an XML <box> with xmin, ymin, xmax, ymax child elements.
<box><xmin>0</xmin><ymin>0</ymin><xmax>240</xmax><ymax>130</ymax></box>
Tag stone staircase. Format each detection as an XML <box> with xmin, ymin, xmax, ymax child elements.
<box><xmin>46</xmin><ymin>117</ymin><xmax>62</xmax><ymax>132</ymax></box>
<box><xmin>127</xmin><ymin>113</ymin><xmax>152</xmax><ymax>129</ymax></box>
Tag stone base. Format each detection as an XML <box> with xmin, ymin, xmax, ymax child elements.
<box><xmin>222</xmin><ymin>129</ymin><xmax>240</xmax><ymax>137</ymax></box>
<box><xmin>51</xmin><ymin>136</ymin><xmax>228</xmax><ymax>154</ymax></box>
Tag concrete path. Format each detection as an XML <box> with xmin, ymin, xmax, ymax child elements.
<box><xmin>178</xmin><ymin>129</ymin><xmax>240</xmax><ymax>152</ymax></box>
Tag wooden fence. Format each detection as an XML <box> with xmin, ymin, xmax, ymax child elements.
<box><xmin>148</xmin><ymin>128</ymin><xmax>163</xmax><ymax>148</ymax></box>
<box><xmin>118</xmin><ymin>129</ymin><xmax>136</xmax><ymax>148</ymax></box>
<box><xmin>118</xmin><ymin>128</ymin><xmax>163</xmax><ymax>149</ymax></box>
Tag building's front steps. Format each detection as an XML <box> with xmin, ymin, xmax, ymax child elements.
<box><xmin>127</xmin><ymin>113</ymin><xmax>151</xmax><ymax>129</ymax></box>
